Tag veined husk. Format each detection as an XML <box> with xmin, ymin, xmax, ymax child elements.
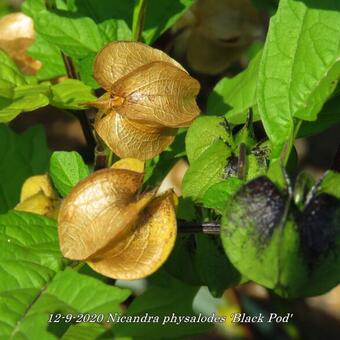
<box><xmin>91</xmin><ymin>41</ymin><xmax>200</xmax><ymax>160</ymax></box>
<box><xmin>58</xmin><ymin>163</ymin><xmax>177</xmax><ymax>279</ymax></box>
<box><xmin>172</xmin><ymin>0</ymin><xmax>261</xmax><ymax>75</ymax></box>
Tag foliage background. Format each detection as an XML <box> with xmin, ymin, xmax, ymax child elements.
<box><xmin>0</xmin><ymin>0</ymin><xmax>340</xmax><ymax>339</ymax></box>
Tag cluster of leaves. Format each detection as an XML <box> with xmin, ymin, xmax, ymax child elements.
<box><xmin>1</xmin><ymin>0</ymin><xmax>340</xmax><ymax>338</ymax></box>
<box><xmin>181</xmin><ymin>0</ymin><xmax>340</xmax><ymax>298</ymax></box>
<box><xmin>0</xmin><ymin>0</ymin><xmax>212</xmax><ymax>338</ymax></box>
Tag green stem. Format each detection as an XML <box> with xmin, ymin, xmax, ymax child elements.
<box><xmin>70</xmin><ymin>261</ymin><xmax>86</xmax><ymax>271</ymax></box>
<box><xmin>107</xmin><ymin>150</ymin><xmax>114</xmax><ymax>167</ymax></box>
<box><xmin>283</xmin><ymin>119</ymin><xmax>302</xmax><ymax>166</ymax></box>
<box><xmin>132</xmin><ymin>0</ymin><xmax>147</xmax><ymax>41</ymax></box>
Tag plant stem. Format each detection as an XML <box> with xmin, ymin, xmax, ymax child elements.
<box><xmin>61</xmin><ymin>52</ymin><xmax>96</xmax><ymax>161</ymax></box>
<box><xmin>132</xmin><ymin>0</ymin><xmax>147</xmax><ymax>41</ymax></box>
<box><xmin>178</xmin><ymin>221</ymin><xmax>220</xmax><ymax>234</ymax></box>
<box><xmin>283</xmin><ymin>119</ymin><xmax>302</xmax><ymax>165</ymax></box>
<box><xmin>331</xmin><ymin>142</ymin><xmax>340</xmax><ymax>172</ymax></box>
<box><xmin>70</xmin><ymin>261</ymin><xmax>85</xmax><ymax>271</ymax></box>
<box><xmin>61</xmin><ymin>53</ymin><xmax>78</xmax><ymax>79</ymax></box>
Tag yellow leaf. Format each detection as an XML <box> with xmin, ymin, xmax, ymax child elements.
<box><xmin>88</xmin><ymin>191</ymin><xmax>177</xmax><ymax>280</ymax></box>
<box><xmin>16</xmin><ymin>174</ymin><xmax>60</xmax><ymax>219</ymax></box>
<box><xmin>20</xmin><ymin>174</ymin><xmax>56</xmax><ymax>202</ymax></box>
<box><xmin>111</xmin><ymin>158</ymin><xmax>145</xmax><ymax>173</ymax></box>
<box><xmin>15</xmin><ymin>192</ymin><xmax>54</xmax><ymax>216</ymax></box>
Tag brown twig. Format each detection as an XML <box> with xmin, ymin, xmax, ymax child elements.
<box><xmin>61</xmin><ymin>52</ymin><xmax>96</xmax><ymax>162</ymax></box>
<box><xmin>178</xmin><ymin>221</ymin><xmax>220</xmax><ymax>234</ymax></box>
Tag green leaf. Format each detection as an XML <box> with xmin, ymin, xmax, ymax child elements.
<box><xmin>49</xmin><ymin>151</ymin><xmax>89</xmax><ymax>197</ymax></box>
<box><xmin>195</xmin><ymin>234</ymin><xmax>242</xmax><ymax>297</ymax></box>
<box><xmin>75</xmin><ymin>53</ymin><xmax>99</xmax><ymax>89</ymax></box>
<box><xmin>203</xmin><ymin>178</ymin><xmax>243</xmax><ymax>213</ymax></box>
<box><xmin>0</xmin><ymin>94</ymin><xmax>49</xmax><ymax>123</ymax></box>
<box><xmin>299</xmin><ymin>94</ymin><xmax>340</xmax><ymax>138</ymax></box>
<box><xmin>165</xmin><ymin>235</ymin><xmax>202</xmax><ymax>286</ymax></box>
<box><xmin>257</xmin><ymin>0</ymin><xmax>340</xmax><ymax>155</ymax></box>
<box><xmin>207</xmin><ymin>51</ymin><xmax>262</xmax><ymax>124</ymax></box>
<box><xmin>0</xmin><ymin>124</ymin><xmax>50</xmax><ymax>213</ymax></box>
<box><xmin>22</xmin><ymin>0</ymin><xmax>45</xmax><ymax>17</ymax></box>
<box><xmin>27</xmin><ymin>34</ymin><xmax>66</xmax><ymax>81</ymax></box>
<box><xmin>0</xmin><ymin>210</ymin><xmax>130</xmax><ymax>339</ymax></box>
<box><xmin>143</xmin><ymin>0</ymin><xmax>194</xmax><ymax>44</ymax></box>
<box><xmin>166</xmin><ymin>234</ymin><xmax>242</xmax><ymax>297</ymax></box>
<box><xmin>61</xmin><ymin>323</ymin><xmax>108</xmax><ymax>340</ymax></box>
<box><xmin>0</xmin><ymin>84</ymin><xmax>50</xmax><ymax>123</ymax></box>
<box><xmin>185</xmin><ymin>116</ymin><xmax>233</xmax><ymax>164</ymax></box>
<box><xmin>0</xmin><ymin>50</ymin><xmax>26</xmax><ymax>91</ymax></box>
<box><xmin>112</xmin><ymin>270</ymin><xmax>211</xmax><ymax>338</ymax></box>
<box><xmin>318</xmin><ymin>170</ymin><xmax>340</xmax><ymax>199</ymax></box>
<box><xmin>183</xmin><ymin>140</ymin><xmax>231</xmax><ymax>202</ymax></box>
<box><xmin>98</xmin><ymin>19</ymin><xmax>132</xmax><ymax>44</ymax></box>
<box><xmin>221</xmin><ymin>176</ymin><xmax>340</xmax><ymax>297</ymax></box>
<box><xmin>176</xmin><ymin>197</ymin><xmax>197</xmax><ymax>221</ymax></box>
<box><xmin>50</xmin><ymin>79</ymin><xmax>96</xmax><ymax>110</ymax></box>
<box><xmin>34</xmin><ymin>9</ymin><xmax>104</xmax><ymax>59</ymax></box>
<box><xmin>143</xmin><ymin>130</ymin><xmax>186</xmax><ymax>187</ymax></box>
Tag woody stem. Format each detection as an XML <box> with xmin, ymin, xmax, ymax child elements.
<box><xmin>177</xmin><ymin>221</ymin><xmax>221</xmax><ymax>234</ymax></box>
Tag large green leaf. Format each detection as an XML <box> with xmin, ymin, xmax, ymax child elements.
<box><xmin>0</xmin><ymin>51</ymin><xmax>50</xmax><ymax>122</ymax></box>
<box><xmin>34</xmin><ymin>9</ymin><xmax>104</xmax><ymax>59</ymax></box>
<box><xmin>183</xmin><ymin>140</ymin><xmax>231</xmax><ymax>202</ymax></box>
<box><xmin>207</xmin><ymin>51</ymin><xmax>262</xmax><ymax>124</ymax></box>
<box><xmin>0</xmin><ymin>51</ymin><xmax>26</xmax><ymax>91</ymax></box>
<box><xmin>257</xmin><ymin>0</ymin><xmax>340</xmax><ymax>157</ymax></box>
<box><xmin>0</xmin><ymin>210</ymin><xmax>130</xmax><ymax>339</ymax></box>
<box><xmin>113</xmin><ymin>270</ymin><xmax>211</xmax><ymax>338</ymax></box>
<box><xmin>0</xmin><ymin>86</ymin><xmax>49</xmax><ymax>123</ymax></box>
<box><xmin>185</xmin><ymin>116</ymin><xmax>233</xmax><ymax>164</ymax></box>
<box><xmin>221</xmin><ymin>175</ymin><xmax>340</xmax><ymax>297</ymax></box>
<box><xmin>0</xmin><ymin>124</ymin><xmax>50</xmax><ymax>213</ymax></box>
<box><xmin>27</xmin><ymin>34</ymin><xmax>66</xmax><ymax>81</ymax></box>
<box><xmin>203</xmin><ymin>178</ymin><xmax>243</xmax><ymax>213</ymax></box>
<box><xmin>299</xmin><ymin>93</ymin><xmax>340</xmax><ymax>138</ymax></box>
<box><xmin>50</xmin><ymin>79</ymin><xmax>96</xmax><ymax>110</ymax></box>
<box><xmin>143</xmin><ymin>0</ymin><xmax>194</xmax><ymax>44</ymax></box>
<box><xmin>49</xmin><ymin>151</ymin><xmax>89</xmax><ymax>197</ymax></box>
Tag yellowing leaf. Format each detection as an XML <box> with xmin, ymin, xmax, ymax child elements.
<box><xmin>111</xmin><ymin>158</ymin><xmax>145</xmax><ymax>173</ymax></box>
<box><xmin>15</xmin><ymin>191</ymin><xmax>54</xmax><ymax>216</ymax></box>
<box><xmin>95</xmin><ymin>111</ymin><xmax>177</xmax><ymax>160</ymax></box>
<box><xmin>15</xmin><ymin>174</ymin><xmax>60</xmax><ymax>218</ymax></box>
<box><xmin>20</xmin><ymin>174</ymin><xmax>56</xmax><ymax>201</ymax></box>
<box><xmin>91</xmin><ymin>42</ymin><xmax>200</xmax><ymax>160</ymax></box>
<box><xmin>88</xmin><ymin>191</ymin><xmax>177</xmax><ymax>280</ymax></box>
<box><xmin>58</xmin><ymin>168</ymin><xmax>154</xmax><ymax>260</ymax></box>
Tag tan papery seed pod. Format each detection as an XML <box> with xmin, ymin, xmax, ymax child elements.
<box><xmin>90</xmin><ymin>41</ymin><xmax>200</xmax><ymax>160</ymax></box>
<box><xmin>58</xmin><ymin>162</ymin><xmax>177</xmax><ymax>279</ymax></box>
